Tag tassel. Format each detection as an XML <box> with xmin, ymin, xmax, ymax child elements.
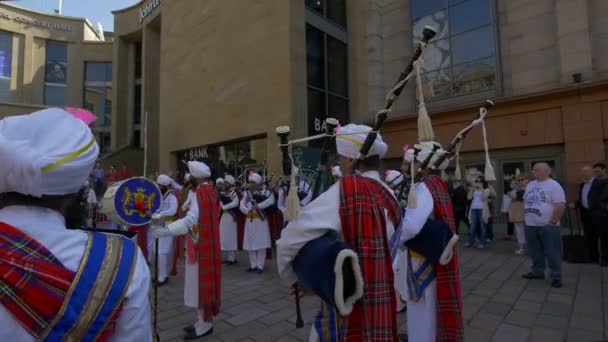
<box><xmin>284</xmin><ymin>166</ymin><xmax>301</xmax><ymax>221</ymax></box>
<box><xmin>480</xmin><ymin>112</ymin><xmax>496</xmax><ymax>181</ymax></box>
<box><xmin>515</xmin><ymin>168</ymin><xmax>521</xmax><ymax>178</ymax></box>
<box><xmin>454</xmin><ymin>141</ymin><xmax>462</xmax><ymax>181</ymax></box>
<box><xmin>441</xmin><ymin>169</ymin><xmax>447</xmax><ymax>182</ymax></box>
<box><xmin>407</xmin><ymin>158</ymin><xmax>417</xmax><ymax>209</ymax></box>
<box><xmin>415</xmin><ymin>59</ymin><xmax>435</xmax><ymax>141</ymax></box>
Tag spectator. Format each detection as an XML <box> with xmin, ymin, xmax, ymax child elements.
<box><xmin>501</xmin><ymin>180</ymin><xmax>514</xmax><ymax>241</ymax></box>
<box><xmin>522</xmin><ymin>163</ymin><xmax>566</xmax><ymax>288</ymax></box>
<box><xmin>509</xmin><ymin>175</ymin><xmax>528</xmax><ymax>255</ymax></box>
<box><xmin>451</xmin><ymin>181</ymin><xmax>471</xmax><ymax>235</ymax></box>
<box><xmin>575</xmin><ymin>163</ymin><xmax>608</xmax><ymax>265</ymax></box>
<box><xmin>466</xmin><ymin>176</ymin><xmax>495</xmax><ymax>248</ymax></box>
<box><xmin>106</xmin><ymin>165</ymin><xmax>118</xmax><ymax>184</ymax></box>
<box><xmin>92</xmin><ymin>162</ymin><xmax>105</xmax><ymax>194</ymax></box>
<box><xmin>119</xmin><ymin>163</ymin><xmax>132</xmax><ymax>180</ymax></box>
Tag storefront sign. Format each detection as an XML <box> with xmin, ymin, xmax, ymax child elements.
<box><xmin>0</xmin><ymin>11</ymin><xmax>72</xmax><ymax>32</ymax></box>
<box><xmin>183</xmin><ymin>146</ymin><xmax>209</xmax><ymax>161</ymax></box>
<box><xmin>139</xmin><ymin>0</ymin><xmax>160</xmax><ymax>24</ymax></box>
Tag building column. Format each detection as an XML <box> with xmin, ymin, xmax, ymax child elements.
<box><xmin>556</xmin><ymin>0</ymin><xmax>593</xmax><ymax>84</ymax></box>
<box><xmin>142</xmin><ymin>24</ymin><xmax>161</xmax><ymax>175</ymax></box>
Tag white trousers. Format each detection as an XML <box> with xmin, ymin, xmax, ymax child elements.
<box><xmin>514</xmin><ymin>222</ymin><xmax>526</xmax><ymax>246</ymax></box>
<box><xmin>158</xmin><ymin>252</ymin><xmax>169</xmax><ymax>281</ymax></box>
<box><xmin>248</xmin><ymin>250</ymin><xmax>266</xmax><ymax>270</ymax></box>
<box><xmin>406</xmin><ymin>280</ymin><xmax>437</xmax><ymax>342</ymax></box>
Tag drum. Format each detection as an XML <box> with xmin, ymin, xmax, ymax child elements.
<box><xmin>101</xmin><ymin>177</ymin><xmax>163</xmax><ymax>226</ymax></box>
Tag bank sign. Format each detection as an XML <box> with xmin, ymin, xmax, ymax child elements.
<box><xmin>139</xmin><ymin>0</ymin><xmax>160</xmax><ymax>24</ymax></box>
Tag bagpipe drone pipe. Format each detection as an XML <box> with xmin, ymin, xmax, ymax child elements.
<box><xmin>275</xmin><ymin>26</ymin><xmax>444</xmax><ymax>319</ymax></box>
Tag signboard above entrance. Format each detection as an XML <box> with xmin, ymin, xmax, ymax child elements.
<box><xmin>139</xmin><ymin>0</ymin><xmax>160</xmax><ymax>24</ymax></box>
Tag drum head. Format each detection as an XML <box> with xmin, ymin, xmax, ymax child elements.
<box><xmin>113</xmin><ymin>177</ymin><xmax>163</xmax><ymax>226</ymax></box>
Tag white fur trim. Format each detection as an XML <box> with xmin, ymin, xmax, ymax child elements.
<box><xmin>439</xmin><ymin>234</ymin><xmax>459</xmax><ymax>265</ymax></box>
<box><xmin>333</xmin><ymin>249</ymin><xmax>365</xmax><ymax>316</ymax></box>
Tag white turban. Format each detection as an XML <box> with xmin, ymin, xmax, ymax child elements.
<box><xmin>157</xmin><ymin>174</ymin><xmax>172</xmax><ymax>186</ymax></box>
<box><xmin>335</xmin><ymin>124</ymin><xmax>387</xmax><ymax>159</ymax></box>
<box><xmin>184</xmin><ymin>173</ymin><xmax>191</xmax><ymax>182</ymax></box>
<box><xmin>248</xmin><ymin>172</ymin><xmax>263</xmax><ymax>185</ymax></box>
<box><xmin>331</xmin><ymin>166</ymin><xmax>342</xmax><ymax>178</ymax></box>
<box><xmin>216</xmin><ymin>178</ymin><xmax>225</xmax><ymax>184</ymax></box>
<box><xmin>385</xmin><ymin>170</ymin><xmax>404</xmax><ymax>189</ymax></box>
<box><xmin>188</xmin><ymin>161</ymin><xmax>211</xmax><ymax>179</ymax></box>
<box><xmin>0</xmin><ymin>108</ymin><xmax>99</xmax><ymax>197</ymax></box>
<box><xmin>225</xmin><ymin>175</ymin><xmax>236</xmax><ymax>185</ymax></box>
<box><xmin>403</xmin><ymin>141</ymin><xmax>450</xmax><ymax>170</ymax></box>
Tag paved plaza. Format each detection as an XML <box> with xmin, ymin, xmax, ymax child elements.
<box><xmin>157</xmin><ymin>230</ymin><xmax>608</xmax><ymax>342</ymax></box>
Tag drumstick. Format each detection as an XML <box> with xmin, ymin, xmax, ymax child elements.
<box><xmin>294</xmin><ymin>284</ymin><xmax>304</xmax><ymax>328</ymax></box>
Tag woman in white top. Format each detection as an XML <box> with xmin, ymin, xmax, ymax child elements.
<box><xmin>467</xmin><ymin>176</ymin><xmax>495</xmax><ymax>248</ymax></box>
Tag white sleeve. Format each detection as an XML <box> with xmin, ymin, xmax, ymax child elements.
<box><xmin>167</xmin><ymin>194</ymin><xmax>199</xmax><ymax>236</ymax></box>
<box><xmin>276</xmin><ymin>183</ymin><xmax>341</xmax><ymax>286</ymax></box>
<box><xmin>257</xmin><ymin>192</ymin><xmax>275</xmax><ymax>210</ymax></box>
<box><xmin>159</xmin><ymin>194</ymin><xmax>178</xmax><ymax>217</ymax></box>
<box><xmin>240</xmin><ymin>195</ymin><xmax>252</xmax><ymax>214</ymax></box>
<box><xmin>552</xmin><ymin>181</ymin><xmax>566</xmax><ymax>204</ymax></box>
<box><xmin>110</xmin><ymin>247</ymin><xmax>153</xmax><ymax>342</ymax></box>
<box><xmin>181</xmin><ymin>191</ymin><xmax>192</xmax><ymax>212</ymax></box>
<box><xmin>399</xmin><ymin>183</ymin><xmax>434</xmax><ymax>246</ymax></box>
<box><xmin>222</xmin><ymin>193</ymin><xmax>239</xmax><ymax>210</ymax></box>
<box><xmin>300</xmin><ymin>189</ymin><xmax>313</xmax><ymax>206</ymax></box>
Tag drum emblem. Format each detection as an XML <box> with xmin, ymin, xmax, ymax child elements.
<box><xmin>122</xmin><ymin>187</ymin><xmax>157</xmax><ymax>217</ymax></box>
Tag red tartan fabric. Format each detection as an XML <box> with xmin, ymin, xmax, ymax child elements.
<box><xmin>0</xmin><ymin>222</ymin><xmax>120</xmax><ymax>341</ymax></box>
<box><xmin>339</xmin><ymin>175</ymin><xmax>401</xmax><ymax>341</ymax></box>
<box><xmin>128</xmin><ymin>225</ymin><xmax>148</xmax><ymax>260</ymax></box>
<box><xmin>236</xmin><ymin>190</ymin><xmax>246</xmax><ymax>251</ymax></box>
<box><xmin>196</xmin><ymin>184</ymin><xmax>222</xmax><ymax>320</ymax></box>
<box><xmin>423</xmin><ymin>175</ymin><xmax>464</xmax><ymax>342</ymax></box>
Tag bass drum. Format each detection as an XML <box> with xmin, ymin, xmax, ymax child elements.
<box><xmin>101</xmin><ymin>177</ymin><xmax>163</xmax><ymax>226</ymax></box>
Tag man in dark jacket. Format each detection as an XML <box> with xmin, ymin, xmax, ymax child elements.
<box><xmin>577</xmin><ymin>164</ymin><xmax>608</xmax><ymax>265</ymax></box>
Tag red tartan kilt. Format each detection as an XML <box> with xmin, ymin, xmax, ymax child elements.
<box><xmin>128</xmin><ymin>225</ymin><xmax>149</xmax><ymax>260</ymax></box>
<box><xmin>266</xmin><ymin>211</ymin><xmax>283</xmax><ymax>244</ymax></box>
<box><xmin>237</xmin><ymin>213</ymin><xmax>246</xmax><ymax>250</ymax></box>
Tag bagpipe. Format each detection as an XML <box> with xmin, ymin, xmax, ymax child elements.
<box><xmin>218</xmin><ymin>191</ymin><xmax>240</xmax><ymax>221</ymax></box>
<box><xmin>276</xmin><ymin>26</ymin><xmax>441</xmax><ymax>325</ymax></box>
<box><xmin>240</xmin><ymin>187</ymin><xmax>267</xmax><ymax>222</ymax></box>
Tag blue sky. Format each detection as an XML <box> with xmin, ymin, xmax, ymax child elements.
<box><xmin>13</xmin><ymin>0</ymin><xmax>140</xmax><ymax>31</ymax></box>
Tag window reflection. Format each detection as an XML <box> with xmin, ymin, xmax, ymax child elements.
<box><xmin>421</xmin><ymin>68</ymin><xmax>452</xmax><ymax>99</ymax></box>
<box><xmin>327</xmin><ymin>36</ymin><xmax>348</xmax><ymax>96</ymax></box>
<box><xmin>306</xmin><ymin>25</ymin><xmax>324</xmax><ymax>89</ymax></box>
<box><xmin>451</xmin><ymin>26</ymin><xmax>495</xmax><ymax>65</ymax></box>
<box><xmin>45</xmin><ymin>41</ymin><xmax>67</xmax><ymax>106</ymax></box>
<box><xmin>413</xmin><ymin>10</ymin><xmax>449</xmax><ymax>42</ymax></box>
<box><xmin>422</xmin><ymin>38</ymin><xmax>450</xmax><ymax>72</ymax></box>
<box><xmin>450</xmin><ymin>0</ymin><xmax>492</xmax><ymax>34</ymax></box>
<box><xmin>412</xmin><ymin>0</ymin><xmax>447</xmax><ymax>20</ymax></box>
<box><xmin>452</xmin><ymin>57</ymin><xmax>496</xmax><ymax>96</ymax></box>
<box><xmin>0</xmin><ymin>31</ymin><xmax>12</xmax><ymax>101</ymax></box>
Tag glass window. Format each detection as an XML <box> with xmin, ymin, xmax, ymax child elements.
<box><xmin>306</xmin><ymin>25</ymin><xmax>325</xmax><ymax>89</ymax></box>
<box><xmin>328</xmin><ymin>95</ymin><xmax>348</xmax><ymax>124</ymax></box>
<box><xmin>413</xmin><ymin>10</ymin><xmax>449</xmax><ymax>42</ymax></box>
<box><xmin>451</xmin><ymin>26</ymin><xmax>494</xmax><ymax>65</ymax></box>
<box><xmin>450</xmin><ymin>0</ymin><xmax>492</xmax><ymax>35</ymax></box>
<box><xmin>411</xmin><ymin>0</ymin><xmax>496</xmax><ymax>100</ymax></box>
<box><xmin>421</xmin><ymin>68</ymin><xmax>452</xmax><ymax>100</ymax></box>
<box><xmin>422</xmin><ymin>38</ymin><xmax>450</xmax><ymax>72</ymax></box>
<box><xmin>45</xmin><ymin>84</ymin><xmax>66</xmax><ymax>106</ymax></box>
<box><xmin>326</xmin><ymin>0</ymin><xmax>346</xmax><ymax>28</ymax></box>
<box><xmin>412</xmin><ymin>0</ymin><xmax>447</xmax><ymax>20</ymax></box>
<box><xmin>85</xmin><ymin>62</ymin><xmax>112</xmax><ymax>82</ymax></box>
<box><xmin>0</xmin><ymin>31</ymin><xmax>12</xmax><ymax>102</ymax></box>
<box><xmin>307</xmin><ymin>88</ymin><xmax>326</xmax><ymax>136</ymax></box>
<box><xmin>133</xmin><ymin>84</ymin><xmax>141</xmax><ymax>125</ymax></box>
<box><xmin>305</xmin><ymin>0</ymin><xmax>324</xmax><ymax>16</ymax></box>
<box><xmin>133</xmin><ymin>130</ymin><xmax>141</xmax><ymax>148</ymax></box>
<box><xmin>134</xmin><ymin>42</ymin><xmax>142</xmax><ymax>79</ymax></box>
<box><xmin>452</xmin><ymin>57</ymin><xmax>496</xmax><ymax>96</ymax></box>
<box><xmin>45</xmin><ymin>41</ymin><xmax>67</xmax><ymax>106</ymax></box>
<box><xmin>326</xmin><ymin>36</ymin><xmax>347</xmax><ymax>96</ymax></box>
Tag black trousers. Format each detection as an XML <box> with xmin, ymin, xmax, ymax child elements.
<box><xmin>453</xmin><ymin>210</ymin><xmax>470</xmax><ymax>235</ymax></box>
<box><xmin>582</xmin><ymin>211</ymin><xmax>606</xmax><ymax>263</ymax></box>
<box><xmin>487</xmin><ymin>217</ymin><xmax>494</xmax><ymax>240</ymax></box>
<box><xmin>506</xmin><ymin>213</ymin><xmax>514</xmax><ymax>235</ymax></box>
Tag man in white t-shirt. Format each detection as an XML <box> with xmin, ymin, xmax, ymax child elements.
<box><xmin>522</xmin><ymin>162</ymin><xmax>566</xmax><ymax>288</ymax></box>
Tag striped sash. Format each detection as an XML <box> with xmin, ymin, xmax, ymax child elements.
<box><xmin>0</xmin><ymin>221</ymin><xmax>138</xmax><ymax>341</ymax></box>
<box><xmin>406</xmin><ymin>250</ymin><xmax>436</xmax><ymax>302</ymax></box>
<box><xmin>313</xmin><ymin>302</ymin><xmax>343</xmax><ymax>342</ymax></box>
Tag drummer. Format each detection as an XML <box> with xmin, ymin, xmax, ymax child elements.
<box><xmin>152</xmin><ymin>174</ymin><xmax>179</xmax><ymax>286</ymax></box>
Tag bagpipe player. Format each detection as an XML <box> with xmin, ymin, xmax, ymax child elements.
<box><xmin>277</xmin><ymin>123</ymin><xmax>402</xmax><ymax>341</ymax></box>
<box><xmin>151</xmin><ymin>174</ymin><xmax>180</xmax><ymax>286</ymax></box>
<box><xmin>218</xmin><ymin>174</ymin><xmax>240</xmax><ymax>265</ymax></box>
<box><xmin>151</xmin><ymin>161</ymin><xmax>222</xmax><ymax>339</ymax></box>
<box><xmin>0</xmin><ymin>108</ymin><xmax>152</xmax><ymax>341</ymax></box>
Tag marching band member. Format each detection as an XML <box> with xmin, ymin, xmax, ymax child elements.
<box><xmin>0</xmin><ymin>108</ymin><xmax>152</xmax><ymax>341</ymax></box>
<box><xmin>153</xmin><ymin>174</ymin><xmax>179</xmax><ymax>286</ymax></box>
<box><xmin>152</xmin><ymin>161</ymin><xmax>221</xmax><ymax>339</ymax></box>
<box><xmin>181</xmin><ymin>173</ymin><xmax>196</xmax><ymax>213</ymax></box>
<box><xmin>241</xmin><ymin>172</ymin><xmax>274</xmax><ymax>273</ymax></box>
<box><xmin>298</xmin><ymin>178</ymin><xmax>313</xmax><ymax>206</ymax></box>
<box><xmin>400</xmin><ymin>142</ymin><xmax>464</xmax><ymax>342</ymax></box>
<box><xmin>277</xmin><ymin>123</ymin><xmax>401</xmax><ymax>341</ymax></box>
<box><xmin>219</xmin><ymin>174</ymin><xmax>239</xmax><ymax>265</ymax></box>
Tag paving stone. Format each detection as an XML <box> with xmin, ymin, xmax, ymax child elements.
<box><xmin>482</xmin><ymin>302</ymin><xmax>512</xmax><ymax>317</ymax></box>
<box><xmin>513</xmin><ymin>300</ymin><xmax>542</xmax><ymax>313</ymax></box>
<box><xmin>468</xmin><ymin>312</ymin><xmax>503</xmax><ymax>333</ymax></box>
<box><xmin>504</xmin><ymin>310</ymin><xmax>537</xmax><ymax>328</ymax></box>
<box><xmin>215</xmin><ymin>321</ymin><xmax>267</xmax><ymax>341</ymax></box>
<box><xmin>464</xmin><ymin>327</ymin><xmax>494</xmax><ymax>342</ymax></box>
<box><xmin>541</xmin><ymin>301</ymin><xmax>571</xmax><ymax>317</ymax></box>
<box><xmin>250</xmin><ymin>321</ymin><xmax>297</xmax><ymax>341</ymax></box>
<box><xmin>534</xmin><ymin>314</ymin><xmax>569</xmax><ymax>330</ymax></box>
<box><xmin>546</xmin><ymin>293</ymin><xmax>573</xmax><ymax>305</ymax></box>
<box><xmin>569</xmin><ymin>314</ymin><xmax>603</xmax><ymax>332</ymax></box>
<box><xmin>491</xmin><ymin>323</ymin><xmax>530</xmax><ymax>342</ymax></box>
<box><xmin>528</xmin><ymin>327</ymin><xmax>566</xmax><ymax>342</ymax></box>
<box><xmin>226</xmin><ymin>307</ymin><xmax>270</xmax><ymax>326</ymax></box>
<box><xmin>566</xmin><ymin>328</ymin><xmax>603</xmax><ymax>342</ymax></box>
<box><xmin>491</xmin><ymin>294</ymin><xmax>518</xmax><ymax>305</ymax></box>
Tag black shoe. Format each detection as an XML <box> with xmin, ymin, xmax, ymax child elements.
<box><xmin>183</xmin><ymin>328</ymin><xmax>213</xmax><ymax>340</ymax></box>
<box><xmin>551</xmin><ymin>279</ymin><xmax>563</xmax><ymax>288</ymax></box>
<box><xmin>227</xmin><ymin>260</ymin><xmax>238</xmax><ymax>266</ymax></box>
<box><xmin>183</xmin><ymin>325</ymin><xmax>195</xmax><ymax>333</ymax></box>
<box><xmin>256</xmin><ymin>268</ymin><xmax>264</xmax><ymax>274</ymax></box>
<box><xmin>399</xmin><ymin>333</ymin><xmax>408</xmax><ymax>342</ymax></box>
<box><xmin>246</xmin><ymin>268</ymin><xmax>257</xmax><ymax>272</ymax></box>
<box><xmin>522</xmin><ymin>272</ymin><xmax>545</xmax><ymax>280</ymax></box>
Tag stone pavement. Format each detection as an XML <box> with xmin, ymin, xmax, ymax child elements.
<box><xmin>156</xmin><ymin>235</ymin><xmax>607</xmax><ymax>342</ymax></box>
